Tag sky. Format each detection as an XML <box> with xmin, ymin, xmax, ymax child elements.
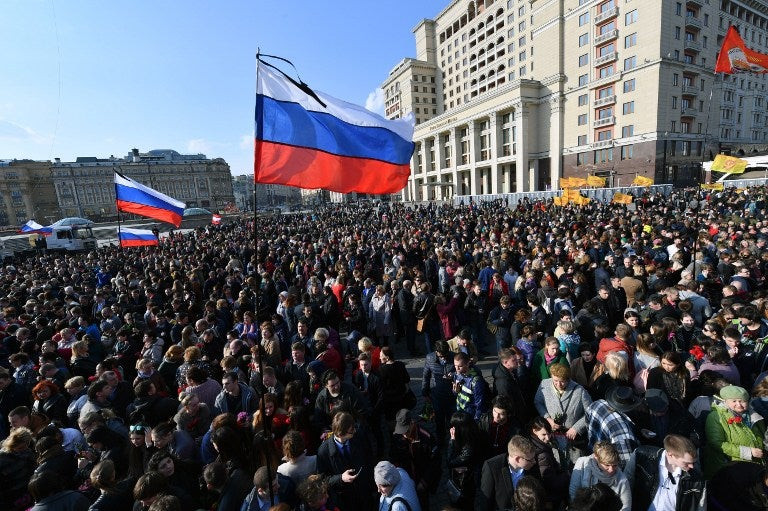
<box><xmin>0</xmin><ymin>0</ymin><xmax>448</xmax><ymax>175</ymax></box>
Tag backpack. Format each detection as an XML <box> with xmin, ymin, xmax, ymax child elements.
<box><xmin>388</xmin><ymin>496</ymin><xmax>413</xmax><ymax>511</ymax></box>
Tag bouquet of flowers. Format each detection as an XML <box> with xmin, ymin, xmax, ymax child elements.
<box><xmin>688</xmin><ymin>345</ymin><xmax>706</xmax><ymax>368</ymax></box>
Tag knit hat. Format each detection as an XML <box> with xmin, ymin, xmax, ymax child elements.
<box><xmin>720</xmin><ymin>385</ymin><xmax>749</xmax><ymax>402</ymax></box>
<box><xmin>374</xmin><ymin>461</ymin><xmax>401</xmax><ymax>487</ymax></box>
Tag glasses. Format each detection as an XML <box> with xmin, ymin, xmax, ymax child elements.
<box><xmin>129</xmin><ymin>425</ymin><xmax>145</xmax><ymax>433</ymax></box>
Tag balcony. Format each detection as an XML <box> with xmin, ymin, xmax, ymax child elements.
<box><xmin>590</xmin><ymin>70</ymin><xmax>622</xmax><ymax>88</ymax></box>
<box><xmin>594</xmin><ymin>6</ymin><xmax>619</xmax><ymax>24</ymax></box>
<box><xmin>593</xmin><ymin>116</ymin><xmax>616</xmax><ymax>127</ymax></box>
<box><xmin>682</xmin><ymin>85</ymin><xmax>699</xmax><ymax>96</ymax></box>
<box><xmin>720</xmin><ymin>117</ymin><xmax>735</xmax><ymax>125</ymax></box>
<box><xmin>684</xmin><ymin>39</ymin><xmax>701</xmax><ymax>52</ymax></box>
<box><xmin>594</xmin><ymin>95</ymin><xmax>616</xmax><ymax>107</ymax></box>
<box><xmin>593</xmin><ymin>139</ymin><xmax>613</xmax><ymax>148</ymax></box>
<box><xmin>681</xmin><ymin>107</ymin><xmax>698</xmax><ymax>117</ymax></box>
<box><xmin>686</xmin><ymin>0</ymin><xmax>703</xmax><ymax>7</ymax></box>
<box><xmin>594</xmin><ymin>29</ymin><xmax>619</xmax><ymax>45</ymax></box>
<box><xmin>685</xmin><ymin>15</ymin><xmax>702</xmax><ymax>30</ymax></box>
<box><xmin>595</xmin><ymin>52</ymin><xmax>618</xmax><ymax>66</ymax></box>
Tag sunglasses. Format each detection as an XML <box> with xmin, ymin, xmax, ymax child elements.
<box><xmin>130</xmin><ymin>425</ymin><xmax>146</xmax><ymax>433</ymax></box>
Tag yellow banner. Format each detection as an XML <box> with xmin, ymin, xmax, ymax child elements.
<box><xmin>612</xmin><ymin>192</ymin><xmax>633</xmax><ymax>204</ymax></box>
<box><xmin>586</xmin><ymin>176</ymin><xmax>606</xmax><ymax>187</ymax></box>
<box><xmin>632</xmin><ymin>175</ymin><xmax>654</xmax><ymax>187</ymax></box>
<box><xmin>711</xmin><ymin>153</ymin><xmax>748</xmax><ymax>174</ymax></box>
<box><xmin>569</xmin><ymin>177</ymin><xmax>588</xmax><ymax>188</ymax></box>
<box><xmin>559</xmin><ymin>178</ymin><xmax>572</xmax><ymax>189</ymax></box>
<box><xmin>701</xmin><ymin>183</ymin><xmax>724</xmax><ymax>190</ymax></box>
<box><xmin>553</xmin><ymin>196</ymin><xmax>565</xmax><ymax>206</ymax></box>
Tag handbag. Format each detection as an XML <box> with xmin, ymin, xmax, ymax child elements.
<box><xmin>445</xmin><ymin>478</ymin><xmax>462</xmax><ymax>503</ymax></box>
<box><xmin>416</xmin><ymin>317</ymin><xmax>426</xmax><ymax>333</ymax></box>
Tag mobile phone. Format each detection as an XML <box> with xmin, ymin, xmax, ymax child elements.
<box><xmin>354</xmin><ymin>466</ymin><xmax>363</xmax><ymax>476</ymax></box>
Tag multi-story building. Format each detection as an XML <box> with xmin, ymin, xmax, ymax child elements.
<box><xmin>232</xmin><ymin>175</ymin><xmax>301</xmax><ymax>210</ymax></box>
<box><xmin>0</xmin><ymin>160</ymin><xmax>58</xmax><ymax>226</ymax></box>
<box><xmin>51</xmin><ymin>149</ymin><xmax>235</xmax><ymax>220</ymax></box>
<box><xmin>381</xmin><ymin>0</ymin><xmax>768</xmax><ymax>201</ymax></box>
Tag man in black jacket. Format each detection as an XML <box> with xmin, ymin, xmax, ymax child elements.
<box><xmin>493</xmin><ymin>347</ymin><xmax>530</xmax><ymax>426</ymax></box>
<box><xmin>624</xmin><ymin>434</ymin><xmax>706</xmax><ymax>511</ymax></box>
<box><xmin>0</xmin><ymin>367</ymin><xmax>29</xmax><ymax>439</ymax></box>
<box><xmin>396</xmin><ymin>281</ymin><xmax>416</xmax><ymax>356</ymax></box>
<box><xmin>479</xmin><ymin>435</ymin><xmax>538</xmax><ymax>511</ymax></box>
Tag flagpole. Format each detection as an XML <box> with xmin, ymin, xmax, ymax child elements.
<box><xmin>254</xmin><ymin>49</ymin><xmax>275</xmax><ymax>507</ymax></box>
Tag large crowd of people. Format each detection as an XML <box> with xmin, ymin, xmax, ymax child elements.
<box><xmin>0</xmin><ymin>185</ymin><xmax>768</xmax><ymax>510</ymax></box>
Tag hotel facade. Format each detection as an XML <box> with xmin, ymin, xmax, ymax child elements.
<box><xmin>381</xmin><ymin>0</ymin><xmax>768</xmax><ymax>201</ymax></box>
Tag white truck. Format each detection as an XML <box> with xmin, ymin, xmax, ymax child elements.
<box><xmin>40</xmin><ymin>224</ymin><xmax>97</xmax><ymax>252</ymax></box>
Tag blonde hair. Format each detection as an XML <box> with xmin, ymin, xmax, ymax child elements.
<box><xmin>593</xmin><ymin>441</ymin><xmax>619</xmax><ymax>466</ymax></box>
<box><xmin>604</xmin><ymin>352</ymin><xmax>629</xmax><ymax>382</ymax></box>
<box><xmin>1</xmin><ymin>427</ymin><xmax>33</xmax><ymax>453</ymax></box>
<box><xmin>358</xmin><ymin>337</ymin><xmax>373</xmax><ymax>352</ymax></box>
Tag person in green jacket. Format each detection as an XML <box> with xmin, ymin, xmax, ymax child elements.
<box><xmin>531</xmin><ymin>337</ymin><xmax>569</xmax><ymax>389</ymax></box>
<box><xmin>704</xmin><ymin>384</ymin><xmax>767</xmax><ymax>478</ymax></box>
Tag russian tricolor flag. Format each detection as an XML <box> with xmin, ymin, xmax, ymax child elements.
<box><xmin>119</xmin><ymin>227</ymin><xmax>158</xmax><ymax>248</ymax></box>
<box><xmin>19</xmin><ymin>220</ymin><xmax>52</xmax><ymax>235</ymax></box>
<box><xmin>114</xmin><ymin>172</ymin><xmax>185</xmax><ymax>227</ymax></box>
<box><xmin>211</xmin><ymin>214</ymin><xmax>222</xmax><ymax>225</ymax></box>
<box><xmin>255</xmin><ymin>60</ymin><xmax>415</xmax><ymax>194</ymax></box>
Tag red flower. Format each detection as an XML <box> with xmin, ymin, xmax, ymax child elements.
<box><xmin>689</xmin><ymin>346</ymin><xmax>705</xmax><ymax>361</ymax></box>
<box><xmin>727</xmin><ymin>416</ymin><xmax>743</xmax><ymax>425</ymax></box>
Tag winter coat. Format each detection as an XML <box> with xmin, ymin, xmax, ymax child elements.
<box><xmin>530</xmin><ymin>348</ymin><xmax>569</xmax><ymax>388</ymax></box>
<box><xmin>368</xmin><ymin>294</ymin><xmax>392</xmax><ymax>338</ymax></box>
<box><xmin>569</xmin><ymin>455</ymin><xmax>632</xmax><ymax>511</ymax></box>
<box><xmin>377</xmin><ymin>467</ymin><xmax>423</xmax><ymax>511</ymax></box>
<box><xmin>534</xmin><ymin>378</ymin><xmax>593</xmax><ymax>434</ymax></box>
<box><xmin>704</xmin><ymin>401</ymin><xmax>767</xmax><ymax>478</ymax></box>
<box><xmin>29</xmin><ymin>490</ymin><xmax>91</xmax><ymax>511</ymax></box>
<box><xmin>0</xmin><ymin>448</ymin><xmax>35</xmax><ymax>508</ymax></box>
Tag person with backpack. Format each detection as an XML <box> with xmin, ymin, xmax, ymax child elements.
<box><xmin>374</xmin><ymin>460</ymin><xmax>422</xmax><ymax>511</ymax></box>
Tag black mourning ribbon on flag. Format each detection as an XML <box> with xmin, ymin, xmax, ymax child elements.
<box><xmin>257</xmin><ymin>53</ymin><xmax>327</xmax><ymax>108</ymax></box>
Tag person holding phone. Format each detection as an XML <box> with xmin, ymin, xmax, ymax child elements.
<box><xmin>316</xmin><ymin>411</ymin><xmax>376</xmax><ymax>511</ymax></box>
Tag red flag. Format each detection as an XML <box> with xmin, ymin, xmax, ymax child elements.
<box><xmin>715</xmin><ymin>26</ymin><xmax>768</xmax><ymax>74</ymax></box>
<box><xmin>211</xmin><ymin>214</ymin><xmax>222</xmax><ymax>225</ymax></box>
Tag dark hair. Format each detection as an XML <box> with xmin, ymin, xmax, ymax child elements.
<box><xmin>321</xmin><ymin>369</ymin><xmax>339</xmax><ymax>385</ymax></box>
<box><xmin>707</xmin><ymin>345</ymin><xmax>731</xmax><ymax>365</ymax></box>
<box><xmin>133</xmin><ymin>471</ymin><xmax>168</xmax><ymax>500</ymax></box>
<box><xmin>28</xmin><ymin>470</ymin><xmax>63</xmax><ymax>502</ymax></box>
<box><xmin>186</xmin><ymin>366</ymin><xmax>207</xmax><ymax>384</ymax></box>
<box><xmin>569</xmin><ymin>482</ymin><xmax>623</xmax><ymax>511</ymax></box>
<box><xmin>148</xmin><ymin>450</ymin><xmax>176</xmax><ymax>472</ymax></box>
<box><xmin>147</xmin><ymin>495</ymin><xmax>181</xmax><ymax>511</ymax></box>
<box><xmin>529</xmin><ymin>416</ymin><xmax>553</xmax><ymax>435</ymax></box>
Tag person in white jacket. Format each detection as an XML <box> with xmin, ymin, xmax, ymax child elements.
<box><xmin>375</xmin><ymin>460</ymin><xmax>422</xmax><ymax>511</ymax></box>
<box><xmin>569</xmin><ymin>441</ymin><xmax>632</xmax><ymax>511</ymax></box>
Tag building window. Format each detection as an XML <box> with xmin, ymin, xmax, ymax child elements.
<box><xmin>579</xmin><ymin>12</ymin><xmax>590</xmax><ymax>26</ymax></box>
<box><xmin>671</xmin><ymin>96</ymin><xmax>678</xmax><ymax>109</ymax></box>
<box><xmin>519</xmin><ymin>65</ymin><xmax>526</xmax><ymax>76</ymax></box>
<box><xmin>624</xmin><ymin>33</ymin><xmax>637</xmax><ymax>48</ymax></box>
<box><xmin>621</xmin><ymin>125</ymin><xmax>634</xmax><ymax>137</ymax></box>
<box><xmin>594</xmin><ymin>148</ymin><xmax>613</xmax><ymax>163</ymax></box>
<box><xmin>625</xmin><ymin>10</ymin><xmax>638</xmax><ymax>25</ymax></box>
<box><xmin>597</xmin><ymin>107</ymin><xmax>613</xmax><ymax>119</ymax></box>
<box><xmin>620</xmin><ymin>145</ymin><xmax>634</xmax><ymax>159</ymax></box>
<box><xmin>598</xmin><ymin>43</ymin><xmax>616</xmax><ymax>57</ymax></box>
<box><xmin>597</xmin><ymin>86</ymin><xmax>614</xmax><ymax>98</ymax></box>
<box><xmin>579</xmin><ymin>33</ymin><xmax>589</xmax><ymax>46</ymax></box>
<box><xmin>578</xmin><ymin>74</ymin><xmax>589</xmax><ymax>86</ymax></box>
<box><xmin>578</xmin><ymin>113</ymin><xmax>588</xmax><ymax>125</ymax></box>
<box><xmin>623</xmin><ymin>101</ymin><xmax>634</xmax><ymax>114</ymax></box>
<box><xmin>676</xmin><ymin>2</ymin><xmax>682</xmax><ymax>15</ymax></box>
<box><xmin>675</xmin><ymin>27</ymin><xmax>681</xmax><ymax>40</ymax></box>
<box><xmin>578</xmin><ymin>94</ymin><xmax>589</xmax><ymax>106</ymax></box>
<box><xmin>577</xmin><ymin>153</ymin><xmax>587</xmax><ymax>165</ymax></box>
<box><xmin>597</xmin><ymin>129</ymin><xmax>612</xmax><ymax>140</ymax></box>
<box><xmin>579</xmin><ymin>54</ymin><xmax>589</xmax><ymax>66</ymax></box>
<box><xmin>578</xmin><ymin>135</ymin><xmax>588</xmax><ymax>145</ymax></box>
<box><xmin>624</xmin><ymin>56</ymin><xmax>637</xmax><ymax>70</ymax></box>
<box><xmin>598</xmin><ymin>65</ymin><xmax>615</xmax><ymax>78</ymax></box>
<box><xmin>673</xmin><ymin>73</ymin><xmax>679</xmax><ymax>86</ymax></box>
<box><xmin>623</xmin><ymin>78</ymin><xmax>635</xmax><ymax>92</ymax></box>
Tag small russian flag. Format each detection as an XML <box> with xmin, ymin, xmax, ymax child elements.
<box><xmin>119</xmin><ymin>227</ymin><xmax>158</xmax><ymax>248</ymax></box>
<box><xmin>19</xmin><ymin>220</ymin><xmax>52</xmax><ymax>235</ymax></box>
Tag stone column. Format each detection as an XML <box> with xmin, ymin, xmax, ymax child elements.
<box><xmin>451</xmin><ymin>126</ymin><xmax>462</xmax><ymax>194</ymax></box>
<box><xmin>468</xmin><ymin>121</ymin><xmax>479</xmax><ymax>195</ymax></box>
<box><xmin>549</xmin><ymin>95</ymin><xmax>564</xmax><ymax>191</ymax></box>
<box><xmin>531</xmin><ymin>159</ymin><xmax>540</xmax><ymax>192</ymax></box>
<box><xmin>489</xmin><ymin>112</ymin><xmax>500</xmax><ymax>194</ymax></box>
<box><xmin>515</xmin><ymin>104</ymin><xmax>530</xmax><ymax>192</ymax></box>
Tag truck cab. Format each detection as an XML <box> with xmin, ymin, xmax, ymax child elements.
<box><xmin>46</xmin><ymin>225</ymin><xmax>97</xmax><ymax>252</ymax></box>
